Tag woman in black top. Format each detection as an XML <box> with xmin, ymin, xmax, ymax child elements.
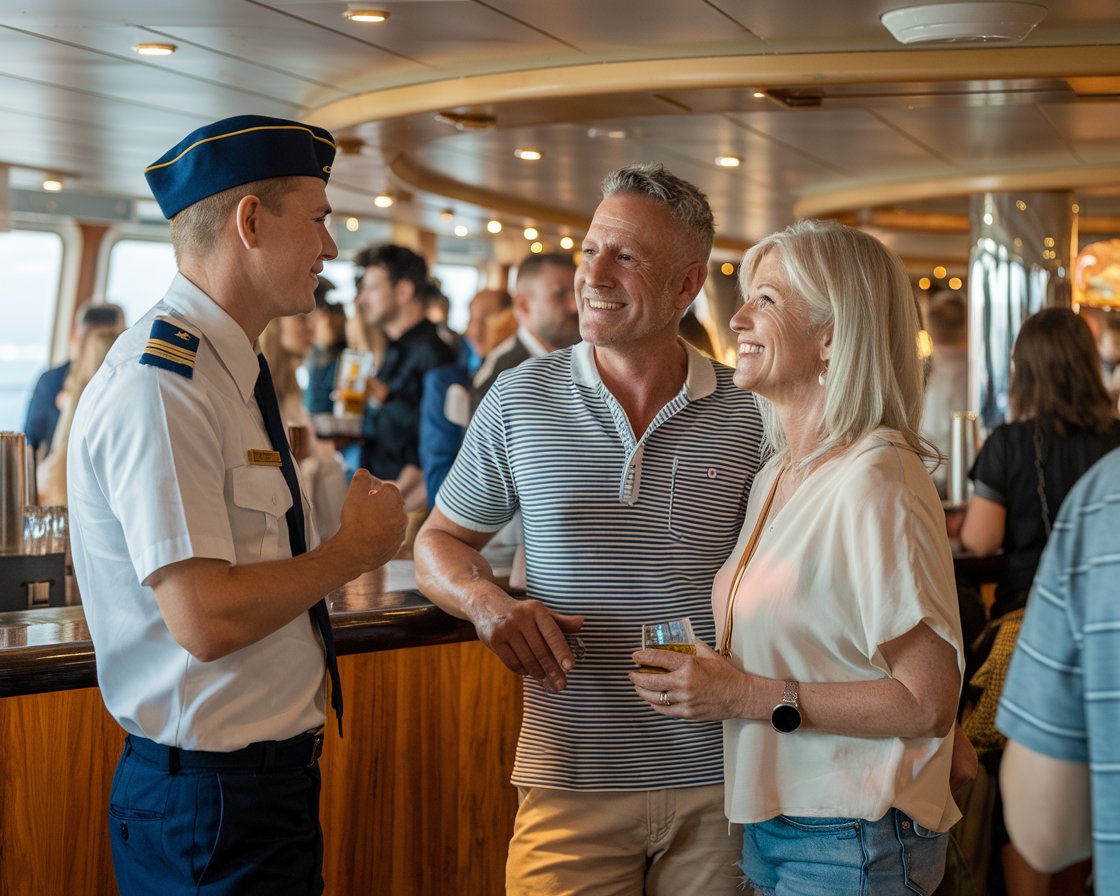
<box><xmin>962</xmin><ymin>308</ymin><xmax>1120</xmax><ymax>615</ymax></box>
<box><xmin>960</xmin><ymin>306</ymin><xmax>1120</xmax><ymax>895</ymax></box>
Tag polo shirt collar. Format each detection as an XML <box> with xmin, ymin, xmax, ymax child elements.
<box><xmin>571</xmin><ymin>338</ymin><xmax>717</xmax><ymax>402</ymax></box>
<box><xmin>161</xmin><ymin>272</ymin><xmax>260</xmax><ymax>403</ymax></box>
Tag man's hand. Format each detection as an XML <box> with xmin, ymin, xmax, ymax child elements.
<box><xmin>470</xmin><ymin>590</ymin><xmax>584</xmax><ymax>692</ymax></box>
<box><xmin>365</xmin><ymin>377</ymin><xmax>390</xmax><ymax>404</ymax></box>
<box><xmin>331</xmin><ymin>469</ymin><xmax>407</xmax><ymax>574</ymax></box>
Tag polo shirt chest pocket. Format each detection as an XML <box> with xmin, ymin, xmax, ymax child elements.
<box><xmin>667</xmin><ymin>457</ymin><xmax>739</xmax><ymax>543</ymax></box>
<box><xmin>228</xmin><ymin>465</ymin><xmax>293</xmax><ymax>561</ymax></box>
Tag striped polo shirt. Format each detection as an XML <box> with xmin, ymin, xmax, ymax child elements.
<box><xmin>437</xmin><ymin>340</ymin><xmax>765</xmax><ymax>791</ymax></box>
<box><xmin>997</xmin><ymin>446</ymin><xmax>1120</xmax><ymax>890</ymax></box>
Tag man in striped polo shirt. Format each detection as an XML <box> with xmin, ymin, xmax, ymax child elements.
<box><xmin>997</xmin><ymin>447</ymin><xmax>1120</xmax><ymax>892</ymax></box>
<box><xmin>415</xmin><ymin>163</ymin><xmax>764</xmax><ymax>894</ymax></box>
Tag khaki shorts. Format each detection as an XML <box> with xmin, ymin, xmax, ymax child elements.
<box><xmin>505</xmin><ymin>784</ymin><xmax>742</xmax><ymax>896</ymax></box>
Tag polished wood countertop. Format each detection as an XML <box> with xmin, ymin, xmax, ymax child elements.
<box><xmin>1</xmin><ymin>547</ymin><xmax>998</xmax><ymax>700</ymax></box>
<box><xmin>0</xmin><ymin>561</ymin><xmax>477</xmax><ymax>699</ymax></box>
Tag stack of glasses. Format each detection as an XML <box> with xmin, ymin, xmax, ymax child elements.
<box><xmin>0</xmin><ymin>433</ymin><xmax>68</xmax><ymax>611</ymax></box>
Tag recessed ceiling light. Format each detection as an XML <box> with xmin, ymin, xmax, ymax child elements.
<box><xmin>587</xmin><ymin>128</ymin><xmax>628</xmax><ymax>140</ymax></box>
<box><xmin>523</xmin><ymin>227</ymin><xmax>539</xmax><ymax>240</ymax></box>
<box><xmin>530</xmin><ymin>242</ymin><xmax>544</xmax><ymax>254</ymax></box>
<box><xmin>715</xmin><ymin>156</ymin><xmax>741</xmax><ymax>168</ymax></box>
<box><xmin>560</xmin><ymin>236</ymin><xmax>574</xmax><ymax>250</ymax></box>
<box><xmin>133</xmin><ymin>43</ymin><xmax>177</xmax><ymax>57</ymax></box>
<box><xmin>344</xmin><ymin>7</ymin><xmax>390</xmax><ymax>23</ymax></box>
<box><xmin>514</xmin><ymin>149</ymin><xmax>542</xmax><ymax>161</ymax></box>
<box><xmin>42</xmin><ymin>178</ymin><xmax>63</xmax><ymax>192</ymax></box>
<box><xmin>453</xmin><ymin>224</ymin><xmax>469</xmax><ymax>238</ymax></box>
<box><xmin>752</xmin><ymin>90</ymin><xmax>767</xmax><ymax>99</ymax></box>
<box><xmin>373</xmin><ymin>193</ymin><xmax>394</xmax><ymax>208</ymax></box>
<box><xmin>440</xmin><ymin>208</ymin><xmax>455</xmax><ymax>220</ymax></box>
<box><xmin>486</xmin><ymin>220</ymin><xmax>502</xmax><ymax>234</ymax></box>
<box><xmin>345</xmin><ymin>217</ymin><xmax>360</xmax><ymax>232</ymax></box>
<box><xmin>880</xmin><ymin>2</ymin><xmax>1046</xmax><ymax>44</ymax></box>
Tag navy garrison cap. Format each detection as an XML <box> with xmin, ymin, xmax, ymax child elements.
<box><xmin>144</xmin><ymin>114</ymin><xmax>336</xmax><ymax>219</ymax></box>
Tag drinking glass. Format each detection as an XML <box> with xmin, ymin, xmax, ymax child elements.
<box><xmin>43</xmin><ymin>506</ymin><xmax>68</xmax><ymax>554</ymax></box>
<box><xmin>333</xmin><ymin>349</ymin><xmax>375</xmax><ymax>418</ymax></box>
<box><xmin>638</xmin><ymin>617</ymin><xmax>697</xmax><ymax>673</ymax></box>
<box><xmin>23</xmin><ymin>506</ymin><xmax>48</xmax><ymax>555</ymax></box>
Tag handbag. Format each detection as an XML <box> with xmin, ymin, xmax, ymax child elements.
<box><xmin>961</xmin><ymin>608</ymin><xmax>1024</xmax><ymax>753</ymax></box>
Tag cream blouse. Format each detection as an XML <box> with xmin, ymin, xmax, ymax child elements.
<box><xmin>714</xmin><ymin>428</ymin><xmax>964</xmax><ymax>831</ymax></box>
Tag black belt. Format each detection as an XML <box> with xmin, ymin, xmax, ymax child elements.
<box><xmin>126</xmin><ymin>730</ymin><xmax>324</xmax><ymax>774</ymax></box>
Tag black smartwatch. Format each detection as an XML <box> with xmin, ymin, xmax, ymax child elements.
<box><xmin>771</xmin><ymin>680</ymin><xmax>802</xmax><ymax>733</ymax></box>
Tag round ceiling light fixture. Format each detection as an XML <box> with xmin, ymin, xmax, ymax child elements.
<box><xmin>880</xmin><ymin>2</ymin><xmax>1046</xmax><ymax>44</ymax></box>
<box><xmin>344</xmin><ymin>7</ymin><xmax>390</xmax><ymax>23</ymax></box>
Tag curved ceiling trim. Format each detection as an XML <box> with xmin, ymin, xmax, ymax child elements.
<box><xmin>307</xmin><ymin>45</ymin><xmax>1117</xmax><ymax>133</ymax></box>
<box><xmin>388</xmin><ymin>153</ymin><xmax>751</xmax><ymax>253</ymax></box>
<box><xmin>795</xmin><ymin>163</ymin><xmax>1120</xmax><ymax>218</ymax></box>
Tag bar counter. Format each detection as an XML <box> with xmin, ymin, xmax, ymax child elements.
<box><xmin>0</xmin><ymin>550</ymin><xmax>1000</xmax><ymax>895</ymax></box>
<box><xmin>0</xmin><ymin>561</ymin><xmax>478</xmax><ymax>698</ymax></box>
<box><xmin>0</xmin><ymin>561</ymin><xmax>521</xmax><ymax>896</ymax></box>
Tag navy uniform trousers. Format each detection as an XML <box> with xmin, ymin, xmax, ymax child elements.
<box><xmin>109</xmin><ymin>733</ymin><xmax>326</xmax><ymax>896</ymax></box>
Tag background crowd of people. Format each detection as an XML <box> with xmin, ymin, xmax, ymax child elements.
<box><xmin>19</xmin><ymin>114</ymin><xmax>1120</xmax><ymax>896</ymax></box>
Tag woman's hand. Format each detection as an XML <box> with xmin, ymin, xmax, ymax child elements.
<box><xmin>629</xmin><ymin>641</ymin><xmax>753</xmax><ymax>721</ymax></box>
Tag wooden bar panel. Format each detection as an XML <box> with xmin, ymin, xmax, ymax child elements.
<box><xmin>0</xmin><ymin>641</ymin><xmax>520</xmax><ymax>895</ymax></box>
<box><xmin>0</xmin><ymin>686</ymin><xmax>118</xmax><ymax>894</ymax></box>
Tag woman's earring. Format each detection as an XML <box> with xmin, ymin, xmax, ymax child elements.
<box><xmin>818</xmin><ymin>367</ymin><xmax>827</xmax><ymax>386</ymax></box>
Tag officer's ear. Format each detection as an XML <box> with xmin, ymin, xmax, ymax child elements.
<box><xmin>234</xmin><ymin>194</ymin><xmax>263</xmax><ymax>250</ymax></box>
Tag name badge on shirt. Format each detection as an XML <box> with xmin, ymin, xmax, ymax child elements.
<box><xmin>248</xmin><ymin>449</ymin><xmax>283</xmax><ymax>467</ymax></box>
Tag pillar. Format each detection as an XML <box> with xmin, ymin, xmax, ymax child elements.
<box><xmin>967</xmin><ymin>191</ymin><xmax>1077</xmax><ymax>431</ymax></box>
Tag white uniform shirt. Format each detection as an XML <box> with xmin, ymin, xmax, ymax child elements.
<box><xmin>714</xmin><ymin>430</ymin><xmax>963</xmax><ymax>831</ymax></box>
<box><xmin>68</xmin><ymin>273</ymin><xmax>326</xmax><ymax>751</ymax></box>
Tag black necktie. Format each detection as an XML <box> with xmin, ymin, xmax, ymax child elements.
<box><xmin>254</xmin><ymin>354</ymin><xmax>343</xmax><ymax>737</ymax></box>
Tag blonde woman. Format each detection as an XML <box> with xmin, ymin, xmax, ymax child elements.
<box><xmin>37</xmin><ymin>326</ymin><xmax>120</xmax><ymax>505</ymax></box>
<box><xmin>259</xmin><ymin>314</ymin><xmax>348</xmax><ymax>539</ymax></box>
<box><xmin>631</xmin><ymin>220</ymin><xmax>964</xmax><ymax>895</ymax></box>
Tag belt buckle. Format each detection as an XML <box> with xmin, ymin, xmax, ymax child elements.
<box><xmin>308</xmin><ymin>732</ymin><xmax>324</xmax><ymax>766</ymax></box>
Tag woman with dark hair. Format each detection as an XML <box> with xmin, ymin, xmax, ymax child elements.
<box><xmin>961</xmin><ymin>307</ymin><xmax>1120</xmax><ymax>618</ymax></box>
<box><xmin>960</xmin><ymin>305</ymin><xmax>1120</xmax><ymax>896</ymax></box>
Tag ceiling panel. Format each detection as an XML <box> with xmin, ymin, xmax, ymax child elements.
<box><xmin>0</xmin><ymin>0</ymin><xmax>1117</xmax><ymax>256</ymax></box>
<box><xmin>478</xmin><ymin>0</ymin><xmax>767</xmax><ymax>55</ymax></box>
<box><xmin>871</xmin><ymin>103</ymin><xmax>1081</xmax><ymax>169</ymax></box>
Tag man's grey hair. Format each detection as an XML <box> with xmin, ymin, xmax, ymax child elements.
<box><xmin>600</xmin><ymin>162</ymin><xmax>715</xmax><ymax>261</ymax></box>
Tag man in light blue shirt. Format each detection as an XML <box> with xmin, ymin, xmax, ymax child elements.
<box><xmin>997</xmin><ymin>446</ymin><xmax>1120</xmax><ymax>890</ymax></box>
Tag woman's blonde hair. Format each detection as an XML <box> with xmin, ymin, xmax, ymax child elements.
<box><xmin>40</xmin><ymin>326</ymin><xmax>120</xmax><ymax>503</ymax></box>
<box><xmin>259</xmin><ymin>317</ymin><xmax>304</xmax><ymax>408</ymax></box>
<box><xmin>738</xmin><ymin>219</ymin><xmax>931</xmax><ymax>467</ymax></box>
<box><xmin>62</xmin><ymin>326</ymin><xmax>120</xmax><ymax>399</ymax></box>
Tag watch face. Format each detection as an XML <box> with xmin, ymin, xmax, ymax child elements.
<box><xmin>771</xmin><ymin>703</ymin><xmax>802</xmax><ymax>733</ymax></box>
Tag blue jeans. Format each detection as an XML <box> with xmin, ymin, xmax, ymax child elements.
<box><xmin>741</xmin><ymin>808</ymin><xmax>948</xmax><ymax>896</ymax></box>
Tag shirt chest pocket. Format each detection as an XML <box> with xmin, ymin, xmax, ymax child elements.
<box><xmin>668</xmin><ymin>457</ymin><xmax>745</xmax><ymax>545</ymax></box>
<box><xmin>228</xmin><ymin>465</ymin><xmax>294</xmax><ymax>561</ymax></box>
